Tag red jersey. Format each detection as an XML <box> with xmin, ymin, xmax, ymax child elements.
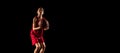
<box><xmin>30</xmin><ymin>17</ymin><xmax>46</xmax><ymax>45</ymax></box>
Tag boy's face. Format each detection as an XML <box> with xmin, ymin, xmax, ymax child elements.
<box><xmin>37</xmin><ymin>8</ymin><xmax>44</xmax><ymax>15</ymax></box>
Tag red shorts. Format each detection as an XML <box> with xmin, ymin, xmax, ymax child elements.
<box><xmin>30</xmin><ymin>30</ymin><xmax>44</xmax><ymax>46</ymax></box>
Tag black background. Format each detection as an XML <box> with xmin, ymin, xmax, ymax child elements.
<box><xmin>0</xmin><ymin>0</ymin><xmax>109</xmax><ymax>53</ymax></box>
